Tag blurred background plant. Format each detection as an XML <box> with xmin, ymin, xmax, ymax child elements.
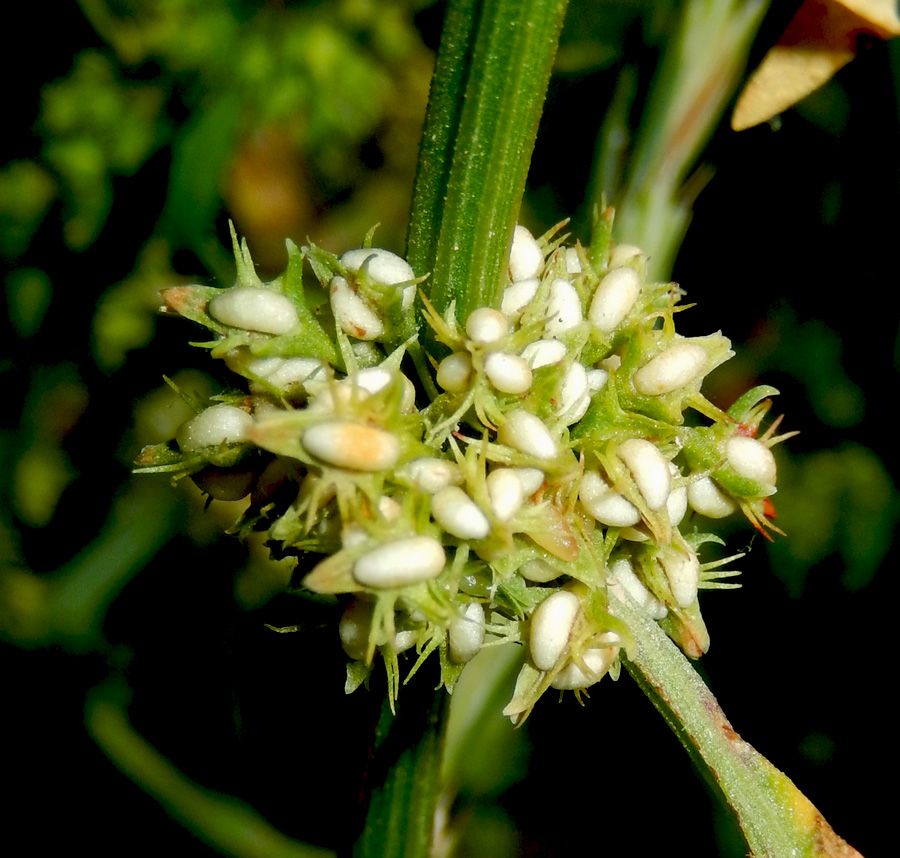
<box><xmin>2</xmin><ymin>0</ymin><xmax>896</xmax><ymax>855</ymax></box>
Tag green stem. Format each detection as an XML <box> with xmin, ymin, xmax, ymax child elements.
<box><xmin>590</xmin><ymin>0</ymin><xmax>769</xmax><ymax>280</ymax></box>
<box><xmin>407</xmin><ymin>0</ymin><xmax>569</xmax><ymax>323</ymax></box>
<box><xmin>611</xmin><ymin>595</ymin><xmax>862</xmax><ymax>858</ymax></box>
<box><xmin>361</xmin><ymin>0</ymin><xmax>569</xmax><ymax>851</ymax></box>
<box><xmin>353</xmin><ymin>677</ymin><xmax>449</xmax><ymax>858</ymax></box>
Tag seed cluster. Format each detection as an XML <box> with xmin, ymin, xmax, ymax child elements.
<box><xmin>138</xmin><ymin>220</ymin><xmax>790</xmax><ymax>722</ymax></box>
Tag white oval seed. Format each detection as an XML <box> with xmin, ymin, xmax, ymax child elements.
<box><xmin>617</xmin><ymin>438</ymin><xmax>671</xmax><ymax>510</ymax></box>
<box><xmin>353</xmin><ymin>536</ymin><xmax>446</xmax><ymax>588</ymax></box>
<box><xmin>544</xmin><ymin>278</ymin><xmax>583</xmax><ymax>338</ymax></box>
<box><xmin>449</xmin><ymin>602</ymin><xmax>485</xmax><ymax>663</ymax></box>
<box><xmin>521</xmin><ymin>338</ymin><xmax>567</xmax><ymax>369</ymax></box>
<box><xmin>330</xmin><ymin>275</ymin><xmax>385</xmax><ymax>340</ymax></box>
<box><xmin>486</xmin><ymin>468</ymin><xmax>525</xmax><ymax>521</ymax></box>
<box><xmin>431</xmin><ymin>486</ymin><xmax>491</xmax><ymax>540</ymax></box>
<box><xmin>209</xmin><ymin>287</ymin><xmax>299</xmax><ymax>334</ymax></box>
<box><xmin>687</xmin><ymin>476</ymin><xmax>737</xmax><ymax>518</ymax></box>
<box><xmin>303</xmin><ymin>421</ymin><xmax>400</xmax><ymax>471</ymax></box>
<box><xmin>484</xmin><ymin>352</ymin><xmax>533</xmax><ymax>394</ymax></box>
<box><xmin>466</xmin><ymin>307</ymin><xmax>508</xmax><ymax>344</ymax></box>
<box><xmin>660</xmin><ymin>547</ymin><xmax>700</xmax><ymax>607</ymax></box>
<box><xmin>725</xmin><ymin>435</ymin><xmax>777</xmax><ymax>485</ymax></box>
<box><xmin>436</xmin><ymin>351</ymin><xmax>473</xmax><ymax>392</ymax></box>
<box><xmin>579</xmin><ymin>471</ymin><xmax>641</xmax><ymax>527</ymax></box>
<box><xmin>633</xmin><ymin>342</ymin><xmax>708</xmax><ymax>396</ymax></box>
<box><xmin>530</xmin><ymin>590</ymin><xmax>580</xmax><ymax>671</ymax></box>
<box><xmin>551</xmin><ymin>646</ymin><xmax>617</xmax><ymax>690</ymax></box>
<box><xmin>588</xmin><ymin>267</ymin><xmax>641</xmax><ymax>332</ymax></box>
<box><xmin>497</xmin><ymin>409</ymin><xmax>558</xmax><ymax>460</ymax></box>
<box><xmin>176</xmin><ymin>404</ymin><xmax>253</xmax><ymax>451</ymax></box>
<box><xmin>401</xmin><ymin>458</ymin><xmax>464</xmax><ymax>494</ymax></box>
<box><xmin>509</xmin><ymin>224</ymin><xmax>544</xmax><ymax>282</ymax></box>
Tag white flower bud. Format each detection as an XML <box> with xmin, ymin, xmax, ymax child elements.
<box><xmin>391</xmin><ymin>630</ymin><xmax>418</xmax><ymax>653</ymax></box>
<box><xmin>436</xmin><ymin>351</ymin><xmax>473</xmax><ymax>392</ymax></box>
<box><xmin>249</xmin><ymin>356</ymin><xmax>326</xmax><ymax>392</ymax></box>
<box><xmin>400</xmin><ymin>457</ymin><xmax>464</xmax><ymax>494</ymax></box>
<box><xmin>509</xmin><ymin>225</ymin><xmax>544</xmax><ymax>282</ymax></box>
<box><xmin>608</xmin><ymin>558</ymin><xmax>666</xmax><ymax>619</ymax></box>
<box><xmin>346</xmin><ymin>367</ymin><xmax>416</xmax><ymax>412</ymax></box>
<box><xmin>466</xmin><ymin>307</ymin><xmax>508</xmax><ymax>344</ymax></box>
<box><xmin>330</xmin><ymin>275</ymin><xmax>385</xmax><ymax>340</ymax></box>
<box><xmin>725</xmin><ymin>436</ymin><xmax>776</xmax><ymax>485</ymax></box>
<box><xmin>340</xmin><ymin>248</ymin><xmax>414</xmax><ymax>286</ymax></box>
<box><xmin>340</xmin><ymin>247</ymin><xmax>417</xmax><ymax>312</ymax></box>
<box><xmin>521</xmin><ymin>338</ymin><xmax>567</xmax><ymax>369</ymax></box>
<box><xmin>633</xmin><ymin>342</ymin><xmax>708</xmax><ymax>396</ymax></box>
<box><xmin>339</xmin><ymin>598</ymin><xmax>380</xmax><ymax>661</ymax></box>
<box><xmin>176</xmin><ymin>404</ymin><xmax>253</xmax><ymax>451</ymax></box>
<box><xmin>519</xmin><ymin>558</ymin><xmax>560</xmax><ymax>582</ymax></box>
<box><xmin>617</xmin><ymin>438</ymin><xmax>671</xmax><ymax>510</ymax></box>
<box><xmin>352</xmin><ymin>536</ymin><xmax>446</xmax><ymax>588</ymax></box>
<box><xmin>579</xmin><ymin>471</ymin><xmax>641</xmax><ymax>527</ymax></box>
<box><xmin>303</xmin><ymin>421</ymin><xmax>400</xmax><ymax>471</ymax></box>
<box><xmin>666</xmin><ymin>483</ymin><xmax>688</xmax><ymax>526</ymax></box>
<box><xmin>586</xmin><ymin>368</ymin><xmax>609</xmax><ymax>393</ymax></box>
<box><xmin>588</xmin><ymin>267</ymin><xmax>641</xmax><ymax>332</ymax></box>
<box><xmin>530</xmin><ymin>590</ymin><xmax>580</xmax><ymax>671</ymax></box>
<box><xmin>551</xmin><ymin>646</ymin><xmax>617</xmax><ymax>690</ymax></box>
<box><xmin>484</xmin><ymin>352</ymin><xmax>533</xmax><ymax>394</ymax></box>
<box><xmin>377</xmin><ymin>496</ymin><xmax>402</xmax><ymax>521</ymax></box>
<box><xmin>659</xmin><ymin>547</ymin><xmax>700</xmax><ymax>607</ymax></box>
<box><xmin>209</xmin><ymin>287</ymin><xmax>299</xmax><ymax>334</ymax></box>
<box><xmin>564</xmin><ymin>247</ymin><xmax>582</xmax><ymax>275</ymax></box>
<box><xmin>687</xmin><ymin>476</ymin><xmax>737</xmax><ymax>518</ymax></box>
<box><xmin>497</xmin><ymin>409</ymin><xmax>558</xmax><ymax>460</ymax></box>
<box><xmin>501</xmin><ymin>277</ymin><xmax>540</xmax><ymax>319</ymax></box>
<box><xmin>449</xmin><ymin>602</ymin><xmax>485</xmax><ymax>663</ymax></box>
<box><xmin>544</xmin><ymin>278</ymin><xmax>582</xmax><ymax>338</ymax></box>
<box><xmin>558</xmin><ymin>361</ymin><xmax>590</xmax><ymax>424</ymax></box>
<box><xmin>608</xmin><ymin>243</ymin><xmax>642</xmax><ymax>268</ymax></box>
<box><xmin>486</xmin><ymin>467</ymin><xmax>525</xmax><ymax>521</ymax></box>
<box><xmin>431</xmin><ymin>486</ymin><xmax>491</xmax><ymax>540</ymax></box>
<box><xmin>510</xmin><ymin>467</ymin><xmax>545</xmax><ymax>496</ymax></box>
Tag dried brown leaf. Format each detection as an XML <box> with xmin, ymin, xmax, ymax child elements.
<box><xmin>732</xmin><ymin>0</ymin><xmax>900</xmax><ymax>130</ymax></box>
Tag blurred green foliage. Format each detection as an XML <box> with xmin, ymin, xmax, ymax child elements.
<box><xmin>2</xmin><ymin>1</ymin><xmax>896</xmax><ymax>856</ymax></box>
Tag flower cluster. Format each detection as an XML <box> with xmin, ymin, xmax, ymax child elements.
<box><xmin>137</xmin><ymin>220</ymin><xmax>790</xmax><ymax>722</ymax></box>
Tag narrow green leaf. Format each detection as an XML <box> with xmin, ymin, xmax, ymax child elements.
<box><xmin>610</xmin><ymin>594</ymin><xmax>862</xmax><ymax>858</ymax></box>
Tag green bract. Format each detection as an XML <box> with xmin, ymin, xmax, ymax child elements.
<box><xmin>137</xmin><ymin>220</ymin><xmax>789</xmax><ymax>723</ymax></box>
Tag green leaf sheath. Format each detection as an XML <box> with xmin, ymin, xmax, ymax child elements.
<box><xmin>407</xmin><ymin>0</ymin><xmax>569</xmax><ymax>325</ymax></box>
<box><xmin>611</xmin><ymin>595</ymin><xmax>861</xmax><ymax>858</ymax></box>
